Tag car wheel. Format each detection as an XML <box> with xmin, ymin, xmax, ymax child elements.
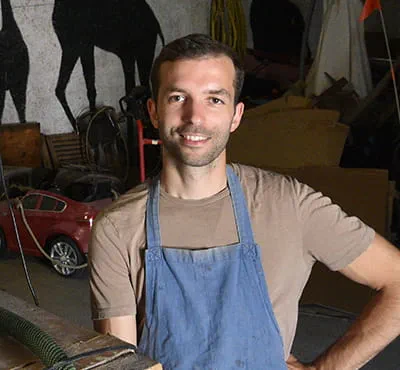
<box><xmin>48</xmin><ymin>236</ymin><xmax>85</xmax><ymax>277</ymax></box>
<box><xmin>0</xmin><ymin>227</ymin><xmax>7</xmax><ymax>258</ymax></box>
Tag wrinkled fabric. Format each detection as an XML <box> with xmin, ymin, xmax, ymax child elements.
<box><xmin>139</xmin><ymin>166</ymin><xmax>287</xmax><ymax>369</ymax></box>
<box><xmin>306</xmin><ymin>0</ymin><xmax>372</xmax><ymax>98</ymax></box>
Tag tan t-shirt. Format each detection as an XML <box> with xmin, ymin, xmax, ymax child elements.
<box><xmin>89</xmin><ymin>163</ymin><xmax>375</xmax><ymax>358</ymax></box>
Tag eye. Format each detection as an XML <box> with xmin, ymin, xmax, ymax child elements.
<box><xmin>210</xmin><ymin>97</ymin><xmax>224</xmax><ymax>105</ymax></box>
<box><xmin>168</xmin><ymin>95</ymin><xmax>185</xmax><ymax>103</ymax></box>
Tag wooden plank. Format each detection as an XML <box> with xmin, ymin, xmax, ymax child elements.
<box><xmin>0</xmin><ymin>291</ymin><xmax>162</xmax><ymax>369</ymax></box>
<box><xmin>343</xmin><ymin>57</ymin><xmax>400</xmax><ymax>126</ymax></box>
<box><xmin>44</xmin><ymin>133</ymin><xmax>87</xmax><ymax>169</ymax></box>
<box><xmin>0</xmin><ymin>123</ymin><xmax>41</xmax><ymax>167</ymax></box>
<box><xmin>40</xmin><ymin>134</ymin><xmax>54</xmax><ymax>169</ymax></box>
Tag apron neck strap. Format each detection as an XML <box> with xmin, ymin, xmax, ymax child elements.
<box><xmin>146</xmin><ymin>166</ymin><xmax>256</xmax><ymax>249</ymax></box>
<box><xmin>226</xmin><ymin>165</ymin><xmax>255</xmax><ymax>245</ymax></box>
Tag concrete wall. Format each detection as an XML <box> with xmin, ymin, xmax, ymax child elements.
<box><xmin>2</xmin><ymin>0</ymin><xmax>399</xmax><ymax>135</ymax></box>
<box><xmin>0</xmin><ymin>0</ymin><xmax>210</xmax><ymax>134</ymax></box>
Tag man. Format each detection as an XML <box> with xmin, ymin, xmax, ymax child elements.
<box><xmin>89</xmin><ymin>34</ymin><xmax>400</xmax><ymax>369</ymax></box>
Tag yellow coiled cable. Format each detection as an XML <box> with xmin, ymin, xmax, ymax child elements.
<box><xmin>210</xmin><ymin>0</ymin><xmax>247</xmax><ymax>60</ymax></box>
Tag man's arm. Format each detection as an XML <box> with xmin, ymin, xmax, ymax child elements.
<box><xmin>89</xmin><ymin>213</ymin><xmax>141</xmax><ymax>347</ymax></box>
<box><xmin>288</xmin><ymin>233</ymin><xmax>400</xmax><ymax>370</ymax></box>
<box><xmin>93</xmin><ymin>315</ymin><xmax>137</xmax><ymax>345</ymax></box>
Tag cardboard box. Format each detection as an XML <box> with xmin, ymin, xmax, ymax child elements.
<box><xmin>227</xmin><ymin>109</ymin><xmax>348</xmax><ymax>168</ymax></box>
<box><xmin>245</xmin><ymin>96</ymin><xmax>313</xmax><ymax>116</ymax></box>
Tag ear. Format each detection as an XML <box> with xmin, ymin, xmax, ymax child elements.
<box><xmin>147</xmin><ymin>98</ymin><xmax>159</xmax><ymax>129</ymax></box>
<box><xmin>230</xmin><ymin>102</ymin><xmax>244</xmax><ymax>133</ymax></box>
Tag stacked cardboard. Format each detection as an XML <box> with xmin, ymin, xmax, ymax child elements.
<box><xmin>227</xmin><ymin>101</ymin><xmax>390</xmax><ymax>313</ymax></box>
<box><xmin>227</xmin><ymin>108</ymin><xmax>346</xmax><ymax>169</ymax></box>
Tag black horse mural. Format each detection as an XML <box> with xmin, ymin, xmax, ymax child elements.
<box><xmin>0</xmin><ymin>0</ymin><xmax>30</xmax><ymax>124</ymax></box>
<box><xmin>52</xmin><ymin>0</ymin><xmax>164</xmax><ymax>131</ymax></box>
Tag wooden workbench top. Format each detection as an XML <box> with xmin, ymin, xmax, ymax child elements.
<box><xmin>0</xmin><ymin>290</ymin><xmax>162</xmax><ymax>369</ymax></box>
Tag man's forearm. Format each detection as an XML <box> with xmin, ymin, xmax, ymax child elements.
<box><xmin>93</xmin><ymin>315</ymin><xmax>137</xmax><ymax>345</ymax></box>
<box><xmin>311</xmin><ymin>284</ymin><xmax>400</xmax><ymax>370</ymax></box>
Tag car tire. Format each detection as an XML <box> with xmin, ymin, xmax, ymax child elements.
<box><xmin>48</xmin><ymin>236</ymin><xmax>85</xmax><ymax>277</ymax></box>
<box><xmin>0</xmin><ymin>227</ymin><xmax>7</xmax><ymax>258</ymax></box>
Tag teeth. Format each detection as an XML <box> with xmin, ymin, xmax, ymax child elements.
<box><xmin>184</xmin><ymin>135</ymin><xmax>206</xmax><ymax>141</ymax></box>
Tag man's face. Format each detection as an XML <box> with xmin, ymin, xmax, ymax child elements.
<box><xmin>147</xmin><ymin>56</ymin><xmax>244</xmax><ymax>168</ymax></box>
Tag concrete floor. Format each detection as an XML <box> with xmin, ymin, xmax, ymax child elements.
<box><xmin>0</xmin><ymin>252</ymin><xmax>92</xmax><ymax>329</ymax></box>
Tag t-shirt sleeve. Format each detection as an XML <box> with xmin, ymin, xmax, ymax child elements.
<box><xmin>294</xmin><ymin>179</ymin><xmax>375</xmax><ymax>271</ymax></box>
<box><xmin>89</xmin><ymin>214</ymin><xmax>136</xmax><ymax>320</ymax></box>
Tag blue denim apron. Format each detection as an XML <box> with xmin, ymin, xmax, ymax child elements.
<box><xmin>139</xmin><ymin>166</ymin><xmax>287</xmax><ymax>369</ymax></box>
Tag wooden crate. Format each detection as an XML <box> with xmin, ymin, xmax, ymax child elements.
<box><xmin>42</xmin><ymin>132</ymin><xmax>87</xmax><ymax>169</ymax></box>
<box><xmin>0</xmin><ymin>123</ymin><xmax>41</xmax><ymax>167</ymax></box>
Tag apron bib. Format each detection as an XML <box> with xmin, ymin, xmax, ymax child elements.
<box><xmin>139</xmin><ymin>166</ymin><xmax>287</xmax><ymax>369</ymax></box>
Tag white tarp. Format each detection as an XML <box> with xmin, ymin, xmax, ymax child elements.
<box><xmin>306</xmin><ymin>0</ymin><xmax>372</xmax><ymax>98</ymax></box>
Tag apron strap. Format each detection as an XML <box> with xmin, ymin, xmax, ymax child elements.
<box><xmin>146</xmin><ymin>177</ymin><xmax>162</xmax><ymax>249</ymax></box>
<box><xmin>226</xmin><ymin>165</ymin><xmax>256</xmax><ymax>245</ymax></box>
<box><xmin>145</xmin><ymin>166</ymin><xmax>256</xmax><ymax>249</ymax></box>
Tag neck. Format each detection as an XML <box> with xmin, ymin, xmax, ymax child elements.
<box><xmin>160</xmin><ymin>155</ymin><xmax>228</xmax><ymax>200</ymax></box>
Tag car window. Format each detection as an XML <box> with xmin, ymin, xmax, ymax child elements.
<box><xmin>40</xmin><ymin>195</ymin><xmax>66</xmax><ymax>212</ymax></box>
<box><xmin>22</xmin><ymin>194</ymin><xmax>40</xmax><ymax>210</ymax></box>
<box><xmin>40</xmin><ymin>196</ymin><xmax>57</xmax><ymax>211</ymax></box>
<box><xmin>54</xmin><ymin>200</ymin><xmax>66</xmax><ymax>212</ymax></box>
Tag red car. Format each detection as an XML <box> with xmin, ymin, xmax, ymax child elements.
<box><xmin>0</xmin><ymin>190</ymin><xmax>111</xmax><ymax>277</ymax></box>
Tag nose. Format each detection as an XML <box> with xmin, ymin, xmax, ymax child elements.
<box><xmin>182</xmin><ymin>98</ymin><xmax>204</xmax><ymax>125</ymax></box>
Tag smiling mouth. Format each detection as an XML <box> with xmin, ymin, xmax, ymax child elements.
<box><xmin>180</xmin><ymin>134</ymin><xmax>209</xmax><ymax>142</ymax></box>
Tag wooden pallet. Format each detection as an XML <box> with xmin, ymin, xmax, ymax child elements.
<box><xmin>42</xmin><ymin>133</ymin><xmax>87</xmax><ymax>169</ymax></box>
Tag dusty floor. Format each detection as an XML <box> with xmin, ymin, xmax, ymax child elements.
<box><xmin>0</xmin><ymin>253</ymin><xmax>92</xmax><ymax>329</ymax></box>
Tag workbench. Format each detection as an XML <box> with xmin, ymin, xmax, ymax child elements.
<box><xmin>0</xmin><ymin>290</ymin><xmax>161</xmax><ymax>369</ymax></box>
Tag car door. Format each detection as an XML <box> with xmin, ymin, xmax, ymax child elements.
<box><xmin>23</xmin><ymin>195</ymin><xmax>67</xmax><ymax>255</ymax></box>
<box><xmin>10</xmin><ymin>193</ymin><xmax>41</xmax><ymax>253</ymax></box>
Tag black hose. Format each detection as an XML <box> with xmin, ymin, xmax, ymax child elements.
<box><xmin>0</xmin><ymin>306</ymin><xmax>75</xmax><ymax>370</ymax></box>
<box><xmin>0</xmin><ymin>155</ymin><xmax>39</xmax><ymax>306</ymax></box>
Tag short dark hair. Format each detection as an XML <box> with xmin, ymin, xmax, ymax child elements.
<box><xmin>150</xmin><ymin>33</ymin><xmax>245</xmax><ymax>104</ymax></box>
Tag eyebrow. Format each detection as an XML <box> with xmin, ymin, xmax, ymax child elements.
<box><xmin>206</xmin><ymin>89</ymin><xmax>232</xmax><ymax>99</ymax></box>
<box><xmin>164</xmin><ymin>87</ymin><xmax>232</xmax><ymax>100</ymax></box>
<box><xmin>165</xmin><ymin>87</ymin><xmax>187</xmax><ymax>94</ymax></box>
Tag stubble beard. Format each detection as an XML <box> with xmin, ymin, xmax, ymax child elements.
<box><xmin>160</xmin><ymin>122</ymin><xmax>232</xmax><ymax>168</ymax></box>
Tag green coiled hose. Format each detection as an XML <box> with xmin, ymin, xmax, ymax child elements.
<box><xmin>0</xmin><ymin>306</ymin><xmax>75</xmax><ymax>370</ymax></box>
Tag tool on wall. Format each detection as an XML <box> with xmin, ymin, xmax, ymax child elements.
<box><xmin>210</xmin><ymin>0</ymin><xmax>247</xmax><ymax>59</ymax></box>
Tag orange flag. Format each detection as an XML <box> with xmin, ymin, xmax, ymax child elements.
<box><xmin>360</xmin><ymin>0</ymin><xmax>382</xmax><ymax>21</ymax></box>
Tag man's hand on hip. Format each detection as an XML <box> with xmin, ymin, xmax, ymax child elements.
<box><xmin>286</xmin><ymin>354</ymin><xmax>316</xmax><ymax>369</ymax></box>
